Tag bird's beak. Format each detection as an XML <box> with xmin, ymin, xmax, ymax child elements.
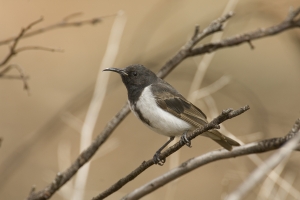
<box><xmin>103</xmin><ymin>68</ymin><xmax>128</xmax><ymax>76</ymax></box>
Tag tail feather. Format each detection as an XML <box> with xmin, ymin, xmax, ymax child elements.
<box><xmin>202</xmin><ymin>130</ymin><xmax>240</xmax><ymax>151</ymax></box>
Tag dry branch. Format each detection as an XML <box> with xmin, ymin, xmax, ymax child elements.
<box><xmin>26</xmin><ymin>7</ymin><xmax>300</xmax><ymax>200</ymax></box>
<box><xmin>226</xmin><ymin>119</ymin><xmax>300</xmax><ymax>200</ymax></box>
<box><xmin>189</xmin><ymin>7</ymin><xmax>300</xmax><ymax>56</ymax></box>
<box><xmin>26</xmin><ymin>11</ymin><xmax>233</xmax><ymax>200</ymax></box>
<box><xmin>121</xmin><ymin>119</ymin><xmax>300</xmax><ymax>200</ymax></box>
<box><xmin>0</xmin><ymin>17</ymin><xmax>43</xmax><ymax>67</ymax></box>
<box><xmin>0</xmin><ymin>13</ymin><xmax>105</xmax><ymax>91</ymax></box>
<box><xmin>0</xmin><ymin>64</ymin><xmax>30</xmax><ymax>92</ymax></box>
<box><xmin>0</xmin><ymin>13</ymin><xmax>105</xmax><ymax>46</ymax></box>
<box><xmin>93</xmin><ymin>106</ymin><xmax>250</xmax><ymax>200</ymax></box>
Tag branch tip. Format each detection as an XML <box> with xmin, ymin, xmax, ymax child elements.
<box><xmin>222</xmin><ymin>108</ymin><xmax>233</xmax><ymax>115</ymax></box>
<box><xmin>247</xmin><ymin>40</ymin><xmax>255</xmax><ymax>49</ymax></box>
<box><xmin>29</xmin><ymin>185</ymin><xmax>36</xmax><ymax>195</ymax></box>
<box><xmin>192</xmin><ymin>25</ymin><xmax>200</xmax><ymax>39</ymax></box>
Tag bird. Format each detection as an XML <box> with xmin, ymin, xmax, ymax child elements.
<box><xmin>103</xmin><ymin>64</ymin><xmax>240</xmax><ymax>165</ymax></box>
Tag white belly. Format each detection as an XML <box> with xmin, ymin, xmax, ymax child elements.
<box><xmin>129</xmin><ymin>86</ymin><xmax>193</xmax><ymax>137</ymax></box>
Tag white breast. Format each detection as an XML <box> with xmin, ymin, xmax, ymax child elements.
<box><xmin>129</xmin><ymin>86</ymin><xmax>193</xmax><ymax>137</ymax></box>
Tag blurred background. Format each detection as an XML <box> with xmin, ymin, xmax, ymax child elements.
<box><xmin>0</xmin><ymin>0</ymin><xmax>300</xmax><ymax>199</ymax></box>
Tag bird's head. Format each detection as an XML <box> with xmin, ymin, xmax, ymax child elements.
<box><xmin>103</xmin><ymin>64</ymin><xmax>157</xmax><ymax>90</ymax></box>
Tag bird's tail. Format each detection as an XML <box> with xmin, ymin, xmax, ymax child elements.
<box><xmin>202</xmin><ymin>130</ymin><xmax>240</xmax><ymax>151</ymax></box>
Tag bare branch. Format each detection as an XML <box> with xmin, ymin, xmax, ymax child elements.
<box><xmin>157</xmin><ymin>12</ymin><xmax>233</xmax><ymax>79</ymax></box>
<box><xmin>226</xmin><ymin>119</ymin><xmax>300</xmax><ymax>200</ymax></box>
<box><xmin>0</xmin><ymin>64</ymin><xmax>30</xmax><ymax>93</ymax></box>
<box><xmin>0</xmin><ymin>12</ymin><xmax>104</xmax><ymax>90</ymax></box>
<box><xmin>26</xmin><ymin>17</ymin><xmax>44</xmax><ymax>30</ymax></box>
<box><xmin>92</xmin><ymin>106</ymin><xmax>250</xmax><ymax>200</ymax></box>
<box><xmin>62</xmin><ymin>12</ymin><xmax>83</xmax><ymax>22</ymax></box>
<box><xmin>0</xmin><ymin>13</ymin><xmax>107</xmax><ymax>46</ymax></box>
<box><xmin>26</xmin><ymin>104</ymin><xmax>131</xmax><ymax>200</ymax></box>
<box><xmin>121</xmin><ymin>119</ymin><xmax>300</xmax><ymax>200</ymax></box>
<box><xmin>0</xmin><ymin>17</ymin><xmax>43</xmax><ymax>67</ymax></box>
<box><xmin>15</xmin><ymin>46</ymin><xmax>63</xmax><ymax>53</ymax></box>
<box><xmin>189</xmin><ymin>7</ymin><xmax>300</xmax><ymax>56</ymax></box>
<box><xmin>26</xmin><ymin>12</ymin><xmax>233</xmax><ymax>200</ymax></box>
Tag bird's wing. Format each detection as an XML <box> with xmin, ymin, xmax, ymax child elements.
<box><xmin>151</xmin><ymin>81</ymin><xmax>208</xmax><ymax>127</ymax></box>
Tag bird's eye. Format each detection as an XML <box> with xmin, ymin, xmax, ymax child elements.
<box><xmin>132</xmin><ymin>71</ymin><xmax>137</xmax><ymax>76</ymax></box>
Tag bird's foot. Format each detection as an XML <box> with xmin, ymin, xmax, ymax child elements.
<box><xmin>153</xmin><ymin>151</ymin><xmax>165</xmax><ymax>166</ymax></box>
<box><xmin>180</xmin><ymin>132</ymin><xmax>192</xmax><ymax>148</ymax></box>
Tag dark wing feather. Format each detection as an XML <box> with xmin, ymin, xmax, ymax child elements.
<box><xmin>151</xmin><ymin>80</ymin><xmax>241</xmax><ymax>151</ymax></box>
<box><xmin>151</xmin><ymin>80</ymin><xmax>208</xmax><ymax>127</ymax></box>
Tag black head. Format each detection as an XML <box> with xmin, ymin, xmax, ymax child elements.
<box><xmin>103</xmin><ymin>64</ymin><xmax>158</xmax><ymax>90</ymax></box>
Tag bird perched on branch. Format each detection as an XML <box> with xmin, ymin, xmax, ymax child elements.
<box><xmin>104</xmin><ymin>64</ymin><xmax>240</xmax><ymax>165</ymax></box>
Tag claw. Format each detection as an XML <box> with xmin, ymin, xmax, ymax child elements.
<box><xmin>153</xmin><ymin>152</ymin><xmax>165</xmax><ymax>166</ymax></box>
<box><xmin>181</xmin><ymin>132</ymin><xmax>192</xmax><ymax>147</ymax></box>
<box><xmin>152</xmin><ymin>136</ymin><xmax>174</xmax><ymax>166</ymax></box>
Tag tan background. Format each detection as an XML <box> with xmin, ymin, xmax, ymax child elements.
<box><xmin>0</xmin><ymin>0</ymin><xmax>300</xmax><ymax>199</ymax></box>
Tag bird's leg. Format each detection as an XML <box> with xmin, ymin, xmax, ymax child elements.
<box><xmin>180</xmin><ymin>131</ymin><xmax>192</xmax><ymax>147</ymax></box>
<box><xmin>153</xmin><ymin>136</ymin><xmax>175</xmax><ymax>166</ymax></box>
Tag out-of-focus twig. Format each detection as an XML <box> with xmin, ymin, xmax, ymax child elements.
<box><xmin>192</xmin><ymin>75</ymin><xmax>231</xmax><ymax>100</ymax></box>
<box><xmin>0</xmin><ymin>13</ymin><xmax>107</xmax><ymax>46</ymax></box>
<box><xmin>204</xmin><ymin>94</ymin><xmax>300</xmax><ymax>199</ymax></box>
<box><xmin>0</xmin><ymin>12</ymin><xmax>106</xmax><ymax>90</ymax></box>
<box><xmin>257</xmin><ymin>156</ymin><xmax>290</xmax><ymax>200</ymax></box>
<box><xmin>275</xmin><ymin>171</ymin><xmax>297</xmax><ymax>200</ymax></box>
<box><xmin>0</xmin><ymin>64</ymin><xmax>30</xmax><ymax>93</ymax></box>
<box><xmin>187</xmin><ymin>0</ymin><xmax>239</xmax><ymax>103</ymax></box>
<box><xmin>0</xmin><ymin>17</ymin><xmax>43</xmax><ymax>67</ymax></box>
<box><xmin>70</xmin><ymin>11</ymin><xmax>126</xmax><ymax>200</ymax></box>
<box><xmin>226</xmin><ymin>119</ymin><xmax>300</xmax><ymax>200</ymax></box>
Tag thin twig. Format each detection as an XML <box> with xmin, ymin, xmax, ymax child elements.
<box><xmin>70</xmin><ymin>10</ymin><xmax>126</xmax><ymax>200</ymax></box>
<box><xmin>92</xmin><ymin>106</ymin><xmax>250</xmax><ymax>200</ymax></box>
<box><xmin>0</xmin><ymin>17</ymin><xmax>43</xmax><ymax>67</ymax></box>
<box><xmin>0</xmin><ymin>64</ymin><xmax>30</xmax><ymax>93</ymax></box>
<box><xmin>15</xmin><ymin>46</ymin><xmax>63</xmax><ymax>53</ymax></box>
<box><xmin>121</xmin><ymin>119</ymin><xmax>300</xmax><ymax>200</ymax></box>
<box><xmin>191</xmin><ymin>75</ymin><xmax>231</xmax><ymax>100</ymax></box>
<box><xmin>0</xmin><ymin>13</ymin><xmax>108</xmax><ymax>46</ymax></box>
<box><xmin>189</xmin><ymin>7</ymin><xmax>300</xmax><ymax>56</ymax></box>
<box><xmin>0</xmin><ymin>13</ymin><xmax>106</xmax><ymax>90</ymax></box>
<box><xmin>157</xmin><ymin>12</ymin><xmax>233</xmax><ymax>79</ymax></box>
